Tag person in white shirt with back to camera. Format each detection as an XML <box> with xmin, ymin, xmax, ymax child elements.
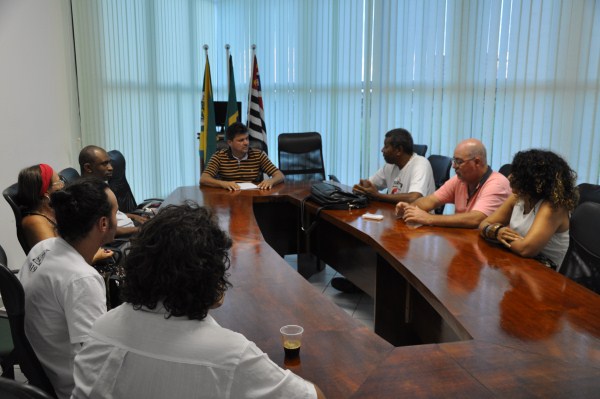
<box><xmin>71</xmin><ymin>202</ymin><xmax>325</xmax><ymax>399</ymax></box>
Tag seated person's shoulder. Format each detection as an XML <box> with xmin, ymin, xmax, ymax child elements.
<box><xmin>22</xmin><ymin>213</ymin><xmax>48</xmax><ymax>228</ymax></box>
<box><xmin>22</xmin><ymin>213</ymin><xmax>56</xmax><ymax>236</ymax></box>
<box><xmin>486</xmin><ymin>171</ymin><xmax>511</xmax><ymax>190</ymax></box>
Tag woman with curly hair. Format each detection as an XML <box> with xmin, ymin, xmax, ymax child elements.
<box><xmin>479</xmin><ymin>149</ymin><xmax>578</xmax><ymax>268</ymax></box>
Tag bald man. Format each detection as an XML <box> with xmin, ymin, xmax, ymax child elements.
<box><xmin>395</xmin><ymin>138</ymin><xmax>510</xmax><ymax>228</ymax></box>
<box><xmin>79</xmin><ymin>145</ymin><xmax>143</xmax><ymax>237</ymax></box>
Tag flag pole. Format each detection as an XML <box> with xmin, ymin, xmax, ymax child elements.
<box><xmin>200</xmin><ymin>44</ymin><xmax>208</xmax><ymax>174</ymax></box>
<box><xmin>225</xmin><ymin>44</ymin><xmax>230</xmax><ymax>91</ymax></box>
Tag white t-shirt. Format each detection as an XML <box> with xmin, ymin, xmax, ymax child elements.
<box><xmin>510</xmin><ymin>198</ymin><xmax>570</xmax><ymax>267</ymax></box>
<box><xmin>369</xmin><ymin>154</ymin><xmax>435</xmax><ymax>196</ymax></box>
<box><xmin>18</xmin><ymin>237</ymin><xmax>106</xmax><ymax>399</ymax></box>
<box><xmin>72</xmin><ymin>304</ymin><xmax>316</xmax><ymax>399</ymax></box>
<box><xmin>116</xmin><ymin>210</ymin><xmax>134</xmax><ymax>228</ymax></box>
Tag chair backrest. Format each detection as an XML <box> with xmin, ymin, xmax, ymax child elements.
<box><xmin>58</xmin><ymin>167</ymin><xmax>80</xmax><ymax>185</ymax></box>
<box><xmin>0</xmin><ymin>244</ymin><xmax>6</xmax><ymax>267</ymax></box>
<box><xmin>413</xmin><ymin>144</ymin><xmax>428</xmax><ymax>157</ymax></box>
<box><xmin>558</xmin><ymin>202</ymin><xmax>600</xmax><ymax>294</ymax></box>
<box><xmin>0</xmin><ymin>376</ymin><xmax>54</xmax><ymax>399</ymax></box>
<box><xmin>278</xmin><ymin>132</ymin><xmax>326</xmax><ymax>182</ymax></box>
<box><xmin>427</xmin><ymin>155</ymin><xmax>452</xmax><ymax>215</ymax></box>
<box><xmin>249</xmin><ymin>137</ymin><xmax>268</xmax><ymax>153</ymax></box>
<box><xmin>428</xmin><ymin>155</ymin><xmax>452</xmax><ymax>190</ymax></box>
<box><xmin>2</xmin><ymin>183</ymin><xmax>30</xmax><ymax>254</ymax></box>
<box><xmin>107</xmin><ymin>150</ymin><xmax>137</xmax><ymax>213</ymax></box>
<box><xmin>577</xmin><ymin>183</ymin><xmax>600</xmax><ymax>206</ymax></box>
<box><xmin>498</xmin><ymin>163</ymin><xmax>512</xmax><ymax>177</ymax></box>
<box><xmin>0</xmin><ymin>262</ymin><xmax>56</xmax><ymax>397</ymax></box>
<box><xmin>216</xmin><ymin>137</ymin><xmax>268</xmax><ymax>153</ymax></box>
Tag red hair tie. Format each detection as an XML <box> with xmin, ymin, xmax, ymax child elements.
<box><xmin>39</xmin><ymin>164</ymin><xmax>54</xmax><ymax>196</ymax></box>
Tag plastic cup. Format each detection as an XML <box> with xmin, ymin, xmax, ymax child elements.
<box><xmin>280</xmin><ymin>325</ymin><xmax>303</xmax><ymax>360</ymax></box>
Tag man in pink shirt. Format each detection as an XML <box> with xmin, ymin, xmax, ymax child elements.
<box><xmin>395</xmin><ymin>138</ymin><xmax>510</xmax><ymax>228</ymax></box>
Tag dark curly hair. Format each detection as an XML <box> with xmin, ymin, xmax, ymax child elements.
<box><xmin>50</xmin><ymin>177</ymin><xmax>113</xmax><ymax>242</ymax></box>
<box><xmin>509</xmin><ymin>149</ymin><xmax>578</xmax><ymax>210</ymax></box>
<box><xmin>121</xmin><ymin>202</ymin><xmax>233</xmax><ymax>320</ymax></box>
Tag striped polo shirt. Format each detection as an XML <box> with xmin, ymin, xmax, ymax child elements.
<box><xmin>204</xmin><ymin>148</ymin><xmax>279</xmax><ymax>183</ymax></box>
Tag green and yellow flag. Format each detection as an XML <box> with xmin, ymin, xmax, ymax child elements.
<box><xmin>200</xmin><ymin>53</ymin><xmax>216</xmax><ymax>171</ymax></box>
<box><xmin>226</xmin><ymin>54</ymin><xmax>239</xmax><ymax>127</ymax></box>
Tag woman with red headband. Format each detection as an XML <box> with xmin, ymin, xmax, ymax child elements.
<box><xmin>17</xmin><ymin>164</ymin><xmax>113</xmax><ymax>263</ymax></box>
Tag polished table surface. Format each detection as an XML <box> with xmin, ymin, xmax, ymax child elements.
<box><xmin>164</xmin><ymin>184</ymin><xmax>600</xmax><ymax>398</ymax></box>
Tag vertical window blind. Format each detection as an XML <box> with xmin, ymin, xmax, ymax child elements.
<box><xmin>71</xmin><ymin>0</ymin><xmax>599</xmax><ymax>199</ymax></box>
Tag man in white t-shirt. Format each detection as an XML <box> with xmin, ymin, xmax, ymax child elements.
<box><xmin>333</xmin><ymin>128</ymin><xmax>435</xmax><ymax>292</ymax></box>
<box><xmin>18</xmin><ymin>178</ymin><xmax>118</xmax><ymax>399</ymax></box>
<box><xmin>352</xmin><ymin>128</ymin><xmax>435</xmax><ymax>203</ymax></box>
<box><xmin>78</xmin><ymin>145</ymin><xmax>143</xmax><ymax>236</ymax></box>
<box><xmin>72</xmin><ymin>203</ymin><xmax>324</xmax><ymax>399</ymax></box>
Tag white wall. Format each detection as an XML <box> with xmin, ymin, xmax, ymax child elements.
<box><xmin>0</xmin><ymin>0</ymin><xmax>81</xmax><ymax>267</ymax></box>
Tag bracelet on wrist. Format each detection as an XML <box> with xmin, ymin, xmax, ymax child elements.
<box><xmin>484</xmin><ymin>223</ymin><xmax>503</xmax><ymax>241</ymax></box>
<box><xmin>494</xmin><ymin>224</ymin><xmax>503</xmax><ymax>239</ymax></box>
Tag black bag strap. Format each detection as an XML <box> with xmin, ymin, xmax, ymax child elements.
<box><xmin>300</xmin><ymin>195</ymin><xmax>328</xmax><ymax>235</ymax></box>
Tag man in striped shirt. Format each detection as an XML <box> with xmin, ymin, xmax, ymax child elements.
<box><xmin>200</xmin><ymin>122</ymin><xmax>285</xmax><ymax>191</ymax></box>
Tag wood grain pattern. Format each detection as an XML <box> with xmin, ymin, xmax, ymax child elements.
<box><xmin>164</xmin><ymin>184</ymin><xmax>600</xmax><ymax>397</ymax></box>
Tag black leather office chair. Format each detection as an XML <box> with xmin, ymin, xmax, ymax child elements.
<box><xmin>0</xmin><ymin>245</ymin><xmax>6</xmax><ymax>267</ymax></box>
<box><xmin>57</xmin><ymin>167</ymin><xmax>80</xmax><ymax>185</ymax></box>
<box><xmin>215</xmin><ymin>136</ymin><xmax>267</xmax><ymax>154</ymax></box>
<box><xmin>0</xmin><ymin>261</ymin><xmax>57</xmax><ymax>397</ymax></box>
<box><xmin>3</xmin><ymin>184</ymin><xmax>30</xmax><ymax>255</ymax></box>
<box><xmin>0</xmin><ymin>245</ymin><xmax>13</xmax><ymax>379</ymax></box>
<box><xmin>577</xmin><ymin>183</ymin><xmax>600</xmax><ymax>206</ymax></box>
<box><xmin>558</xmin><ymin>202</ymin><xmax>600</xmax><ymax>294</ymax></box>
<box><xmin>0</xmin><ymin>376</ymin><xmax>54</xmax><ymax>399</ymax></box>
<box><xmin>249</xmin><ymin>137</ymin><xmax>268</xmax><ymax>153</ymax></box>
<box><xmin>413</xmin><ymin>144</ymin><xmax>428</xmax><ymax>157</ymax></box>
<box><xmin>499</xmin><ymin>163</ymin><xmax>512</xmax><ymax>178</ymax></box>
<box><xmin>107</xmin><ymin>150</ymin><xmax>162</xmax><ymax>214</ymax></box>
<box><xmin>428</xmin><ymin>155</ymin><xmax>452</xmax><ymax>214</ymax></box>
<box><xmin>278</xmin><ymin>132</ymin><xmax>326</xmax><ymax>182</ymax></box>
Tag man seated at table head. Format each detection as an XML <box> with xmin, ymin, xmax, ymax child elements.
<box><xmin>395</xmin><ymin>138</ymin><xmax>510</xmax><ymax>228</ymax></box>
<box><xmin>352</xmin><ymin>128</ymin><xmax>435</xmax><ymax>203</ymax></box>
<box><xmin>78</xmin><ymin>145</ymin><xmax>143</xmax><ymax>236</ymax></box>
<box><xmin>200</xmin><ymin>122</ymin><xmax>285</xmax><ymax>191</ymax></box>
<box><xmin>72</xmin><ymin>202</ymin><xmax>324</xmax><ymax>399</ymax></box>
<box><xmin>18</xmin><ymin>178</ymin><xmax>117</xmax><ymax>399</ymax></box>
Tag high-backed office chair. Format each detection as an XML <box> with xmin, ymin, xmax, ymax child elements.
<box><xmin>278</xmin><ymin>132</ymin><xmax>326</xmax><ymax>182</ymax></box>
<box><xmin>0</xmin><ymin>377</ymin><xmax>54</xmax><ymax>399</ymax></box>
<box><xmin>428</xmin><ymin>155</ymin><xmax>452</xmax><ymax>214</ymax></box>
<box><xmin>0</xmin><ymin>245</ymin><xmax>14</xmax><ymax>379</ymax></box>
<box><xmin>413</xmin><ymin>144</ymin><xmax>428</xmax><ymax>157</ymax></box>
<box><xmin>558</xmin><ymin>202</ymin><xmax>600</xmax><ymax>294</ymax></box>
<box><xmin>3</xmin><ymin>184</ymin><xmax>30</xmax><ymax>255</ymax></box>
<box><xmin>249</xmin><ymin>137</ymin><xmax>268</xmax><ymax>153</ymax></box>
<box><xmin>0</xmin><ymin>246</ymin><xmax>6</xmax><ymax>267</ymax></box>
<box><xmin>577</xmin><ymin>183</ymin><xmax>600</xmax><ymax>206</ymax></box>
<box><xmin>0</xmin><ymin>260</ymin><xmax>57</xmax><ymax>397</ymax></box>
<box><xmin>499</xmin><ymin>163</ymin><xmax>512</xmax><ymax>178</ymax></box>
<box><xmin>215</xmin><ymin>137</ymin><xmax>267</xmax><ymax>153</ymax></box>
<box><xmin>107</xmin><ymin>150</ymin><xmax>162</xmax><ymax>214</ymax></box>
<box><xmin>57</xmin><ymin>167</ymin><xmax>80</xmax><ymax>185</ymax></box>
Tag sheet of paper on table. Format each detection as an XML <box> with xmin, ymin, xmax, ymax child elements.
<box><xmin>238</xmin><ymin>182</ymin><xmax>258</xmax><ymax>190</ymax></box>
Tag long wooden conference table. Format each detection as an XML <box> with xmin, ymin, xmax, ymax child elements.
<box><xmin>164</xmin><ymin>183</ymin><xmax>600</xmax><ymax>398</ymax></box>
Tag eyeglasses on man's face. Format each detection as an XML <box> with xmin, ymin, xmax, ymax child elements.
<box><xmin>451</xmin><ymin>157</ymin><xmax>476</xmax><ymax>167</ymax></box>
